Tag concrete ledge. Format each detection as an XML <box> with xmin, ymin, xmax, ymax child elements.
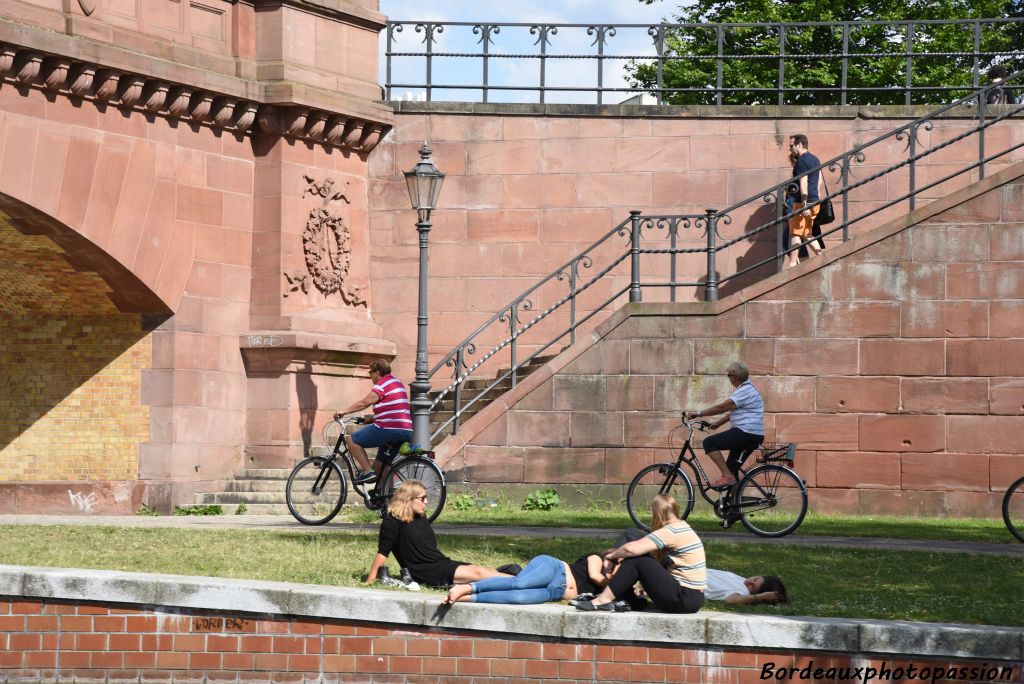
<box><xmin>3</xmin><ymin>565</ymin><xmax>1020</xmax><ymax>662</ymax></box>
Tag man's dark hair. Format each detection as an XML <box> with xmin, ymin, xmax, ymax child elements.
<box><xmin>369</xmin><ymin>359</ymin><xmax>392</xmax><ymax>375</ymax></box>
<box><xmin>989</xmin><ymin>64</ymin><xmax>1010</xmax><ymax>81</ymax></box>
<box><xmin>761</xmin><ymin>576</ymin><xmax>789</xmax><ymax>604</ymax></box>
<box><xmin>790</xmin><ymin>134</ymin><xmax>809</xmax><ymax>148</ymax></box>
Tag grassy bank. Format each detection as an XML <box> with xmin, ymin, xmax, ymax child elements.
<box><xmin>0</xmin><ymin>525</ymin><xmax>1020</xmax><ymax>627</ymax></box>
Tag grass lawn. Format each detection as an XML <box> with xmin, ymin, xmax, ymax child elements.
<box><xmin>336</xmin><ymin>502</ymin><xmax>1017</xmax><ymax>545</ymax></box>
<box><xmin>0</xmin><ymin>525</ymin><xmax>1020</xmax><ymax>628</ymax></box>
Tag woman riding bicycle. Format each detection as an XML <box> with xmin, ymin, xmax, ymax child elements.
<box><xmin>338</xmin><ymin>359</ymin><xmax>413</xmax><ymax>485</ymax></box>
<box><xmin>684</xmin><ymin>360</ymin><xmax>764</xmax><ymax>489</ymax></box>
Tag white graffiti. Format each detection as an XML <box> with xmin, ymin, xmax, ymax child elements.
<box><xmin>247</xmin><ymin>335</ymin><xmax>283</xmax><ymax>347</ymax></box>
<box><xmin>68</xmin><ymin>490</ymin><xmax>98</xmax><ymax>513</ymax></box>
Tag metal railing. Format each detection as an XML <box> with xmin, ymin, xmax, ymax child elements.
<box><xmin>386</xmin><ymin>17</ymin><xmax>1023</xmax><ymax>105</ymax></box>
<box><xmin>427</xmin><ymin>72</ymin><xmax>1024</xmax><ymax>442</ymax></box>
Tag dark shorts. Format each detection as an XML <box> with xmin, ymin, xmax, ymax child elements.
<box><xmin>409</xmin><ymin>559</ymin><xmax>469</xmax><ymax>588</ymax></box>
<box><xmin>702</xmin><ymin>427</ymin><xmax>764</xmax><ymax>474</ymax></box>
<box><xmin>351</xmin><ymin>425</ymin><xmax>413</xmax><ymax>464</ymax></box>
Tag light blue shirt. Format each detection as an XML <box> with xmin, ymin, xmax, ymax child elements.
<box><xmin>729</xmin><ymin>380</ymin><xmax>764</xmax><ymax>435</ymax></box>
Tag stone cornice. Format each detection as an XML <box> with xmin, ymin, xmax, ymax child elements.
<box><xmin>252</xmin><ymin>0</ymin><xmax>387</xmax><ymax>30</ymax></box>
<box><xmin>0</xmin><ymin>43</ymin><xmax>390</xmax><ymax>153</ymax></box>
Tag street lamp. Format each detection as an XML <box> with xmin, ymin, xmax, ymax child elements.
<box><xmin>404</xmin><ymin>143</ymin><xmax>445</xmax><ymax>449</ymax></box>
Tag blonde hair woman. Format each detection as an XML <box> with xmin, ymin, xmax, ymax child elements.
<box><xmin>367</xmin><ymin>481</ymin><xmax>504</xmax><ymax>587</ymax></box>
<box><xmin>576</xmin><ymin>494</ymin><xmax>705</xmax><ymax>613</ymax></box>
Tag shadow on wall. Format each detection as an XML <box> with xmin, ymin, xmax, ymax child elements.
<box><xmin>296</xmin><ymin>360</ymin><xmax>319</xmax><ymax>457</ymax></box>
<box><xmin>0</xmin><ymin>195</ymin><xmax>169</xmax><ymax>482</ymax></box>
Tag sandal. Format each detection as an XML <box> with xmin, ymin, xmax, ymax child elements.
<box><xmin>709</xmin><ymin>475</ymin><xmax>737</xmax><ymax>489</ymax></box>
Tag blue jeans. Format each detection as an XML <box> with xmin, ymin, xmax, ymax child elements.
<box><xmin>351</xmin><ymin>425</ymin><xmax>413</xmax><ymax>464</ymax></box>
<box><xmin>470</xmin><ymin>555</ymin><xmax>567</xmax><ymax>604</ymax></box>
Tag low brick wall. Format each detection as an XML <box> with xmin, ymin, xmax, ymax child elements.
<box><xmin>0</xmin><ymin>566</ymin><xmax>1021</xmax><ymax>683</ymax></box>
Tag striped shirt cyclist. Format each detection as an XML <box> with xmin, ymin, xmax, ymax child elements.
<box><xmin>645</xmin><ymin>521</ymin><xmax>707</xmax><ymax>592</ymax></box>
<box><xmin>371</xmin><ymin>374</ymin><xmax>413</xmax><ymax>431</ymax></box>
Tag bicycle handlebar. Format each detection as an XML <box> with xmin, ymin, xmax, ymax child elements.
<box><xmin>681</xmin><ymin>417</ymin><xmax>712</xmax><ymax>431</ymax></box>
<box><xmin>332</xmin><ymin>413</ymin><xmax>366</xmax><ymax>425</ymax></box>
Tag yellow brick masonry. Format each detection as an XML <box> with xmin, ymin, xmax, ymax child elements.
<box><xmin>0</xmin><ymin>219</ymin><xmax>150</xmax><ymax>482</ymax></box>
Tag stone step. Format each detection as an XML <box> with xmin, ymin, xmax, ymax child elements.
<box><xmin>197</xmin><ymin>492</ymin><xmax>290</xmax><ymax>505</ymax></box>
<box><xmin>236</xmin><ymin>469</ymin><xmax>295</xmax><ymax>479</ymax></box>
<box><xmin>224</xmin><ymin>480</ymin><xmax>294</xmax><ymax>494</ymax></box>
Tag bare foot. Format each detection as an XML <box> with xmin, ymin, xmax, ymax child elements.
<box><xmin>443</xmin><ymin>583</ymin><xmax>472</xmax><ymax>605</ymax></box>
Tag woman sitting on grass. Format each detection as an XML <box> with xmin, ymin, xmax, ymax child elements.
<box><xmin>575</xmin><ymin>494</ymin><xmax>705</xmax><ymax>614</ymax></box>
<box><xmin>442</xmin><ymin>552</ymin><xmax>614</xmax><ymax>606</ymax></box>
<box><xmin>368</xmin><ymin>480</ymin><xmax>504</xmax><ymax>588</ymax></box>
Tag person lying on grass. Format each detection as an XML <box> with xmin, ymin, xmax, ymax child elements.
<box><xmin>367</xmin><ymin>480</ymin><xmax>507</xmax><ymax>588</ymax></box>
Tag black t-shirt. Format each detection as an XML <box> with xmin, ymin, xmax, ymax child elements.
<box><xmin>792</xmin><ymin>151</ymin><xmax>821</xmax><ymax>202</ymax></box>
<box><xmin>377</xmin><ymin>514</ymin><xmax>452</xmax><ymax>574</ymax></box>
<box><xmin>568</xmin><ymin>555</ymin><xmax>601</xmax><ymax>595</ymax></box>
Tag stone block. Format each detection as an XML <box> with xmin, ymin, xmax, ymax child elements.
<box><xmin>433</xmin><ymin>600</ymin><xmax>564</xmax><ymax>638</ymax></box>
<box><xmin>858</xmin><ymin>621</ymin><xmax>1022</xmax><ymax>661</ymax></box>
<box><xmin>990</xmin><ymin>223</ymin><xmax>1024</xmax><ymax>259</ymax></box>
<box><xmin>629</xmin><ymin>339</ymin><xmax>694</xmax><ymax>375</ymax></box>
<box><xmin>291</xmin><ymin>585</ymin><xmax>426</xmax><ymax>626</ymax></box>
<box><xmin>553</xmin><ymin>376</ymin><xmax>606</xmax><ymax>412</ymax></box>
<box><xmin>900</xmin><ymin>301</ymin><xmax>988</xmax><ymax>338</ymax></box>
<box><xmin>947</xmin><ymin>415</ymin><xmax>1024</xmax><ymax>454</ymax></box>
<box><xmin>604</xmin><ymin>448</ymin><xmax>657</xmax><ymax>484</ymax></box>
<box><xmin>655</xmin><ymin>375</ymin><xmax>731</xmax><ymax>413</ymax></box>
<box><xmin>828</xmin><ymin>262</ymin><xmax>903</xmax><ymax>301</ymax></box>
<box><xmin>576</xmin><ymin>173</ymin><xmax>653</xmax><ymax>209</ymax></box>
<box><xmin>774</xmin><ymin>414</ymin><xmax>859</xmax><ymax>451</ymax></box>
<box><xmin>762</xmin><ymin>376</ymin><xmax>816</xmax><ymax>413</ymax></box>
<box><xmin>815</xmin><ymin>377</ymin><xmax>900</xmax><ymax>413</ymax></box>
<box><xmin>466</xmin><ymin>209</ymin><xmax>540</xmax><ymax>243</ymax></box>
<box><xmin>901</xmin><ymin>378</ymin><xmax>988</xmax><ymax>415</ymax></box>
<box><xmin>624</xmin><ymin>413</ymin><xmax>685</xmax><ymax>449</ymax></box>
<box><xmin>944</xmin><ymin>491</ymin><xmax>1004</xmax><ymax>517</ymax></box>
<box><xmin>606</xmin><ymin>315</ymin><xmax>673</xmax><ymax>340</ymax></box>
<box><xmin>461</xmin><ymin>446</ymin><xmax>524</xmax><ymax>483</ymax></box>
<box><xmin>946</xmin><ymin>261</ymin><xmax>1024</xmax><ymax>300</ymax></box>
<box><xmin>858</xmin><ymin>415</ymin><xmax>945</xmax><ymax>453</ymax></box>
<box><xmin>523</xmin><ymin>447</ymin><xmax>605</xmax><ymax>484</ymax></box>
<box><xmin>901</xmin><ymin>452</ymin><xmax>989</xmax><ymax>491</ymax></box>
<box><xmin>947</xmin><ymin>339</ymin><xmax>1024</xmax><ymax>376</ymax></box>
<box><xmin>564</xmin><ymin>611</ymin><xmax>706</xmax><ymax>644</ymax></box>
<box><xmin>570</xmin><ymin>411</ymin><xmax>624</xmax><ymax>448</ymax></box>
<box><xmin>990</xmin><ymin>378</ymin><xmax>1024</xmax><ymax>415</ymax></box>
<box><xmin>775</xmin><ymin>339</ymin><xmax>858</xmax><ymax>376</ymax></box>
<box><xmin>991</xmin><ymin>301</ymin><xmax>1024</xmax><ymax>338</ymax></box>
<box><xmin>673</xmin><ymin>309</ymin><xmax>745</xmax><ymax>338</ymax></box>
<box><xmin>991</xmin><ymin>454</ymin><xmax>1024</xmax><ymax>489</ymax></box>
<box><xmin>471</xmin><ymin>413</ymin><xmax>508</xmax><ymax>447</ymax></box>
<box><xmin>859</xmin><ymin>340</ymin><xmax>945</xmax><ymax>377</ymax></box>
<box><xmin>856</xmin><ymin>488</ymin><xmax>946</xmax><ymax>517</ymax></box>
<box><xmin>705</xmin><ymin>614</ymin><xmax>858</xmax><ymax>652</ymax></box>
<box><xmin>816</xmin><ymin>452</ymin><xmax>901</xmax><ymax>489</ymax></box>
<box><xmin>815</xmin><ymin>301</ymin><xmax>900</xmax><ymax>338</ymax></box>
<box><xmin>653</xmin><ymin>170</ymin><xmax>728</xmax><ymax>208</ymax></box>
<box><xmin>693</xmin><ymin>339</ymin><xmax>774</xmax><ymax>376</ymax></box>
<box><xmin>912</xmin><ymin>223</ymin><xmax>991</xmax><ymax>262</ymax></box>
<box><xmin>22</xmin><ymin>568</ymin><xmax>158</xmax><ymax>606</ymax></box>
<box><xmin>501</xmin><ymin>174</ymin><xmax>576</xmax><ymax>209</ymax></box>
<box><xmin>561</xmin><ymin>340</ymin><xmax>630</xmax><ymax>375</ymax></box>
<box><xmin>605</xmin><ymin>375</ymin><xmax>655</xmax><ymax>412</ymax></box>
<box><xmin>744</xmin><ymin>302</ymin><xmax>815</xmax><ymax>338</ymax></box>
<box><xmin>507</xmin><ymin>411</ymin><xmax>569</xmax><ymax>448</ymax></box>
<box><xmin>808</xmin><ymin>487</ymin><xmax>860</xmax><ymax>514</ymax></box>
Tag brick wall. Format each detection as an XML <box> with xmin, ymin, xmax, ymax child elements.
<box><xmin>0</xmin><ymin>597</ymin><xmax>1013</xmax><ymax>683</ymax></box>
<box><xmin>0</xmin><ymin>217</ymin><xmax>150</xmax><ymax>484</ymax></box>
<box><xmin>438</xmin><ymin>163</ymin><xmax>1024</xmax><ymax>517</ymax></box>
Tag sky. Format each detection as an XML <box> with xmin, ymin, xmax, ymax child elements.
<box><xmin>378</xmin><ymin>0</ymin><xmax>681</xmax><ymax>104</ymax></box>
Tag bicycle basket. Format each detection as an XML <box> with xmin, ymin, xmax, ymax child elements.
<box><xmin>758</xmin><ymin>442</ymin><xmax>796</xmax><ymax>464</ymax></box>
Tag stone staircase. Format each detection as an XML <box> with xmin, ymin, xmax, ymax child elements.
<box><xmin>194</xmin><ymin>355</ymin><xmax>556</xmax><ymax>514</ymax></box>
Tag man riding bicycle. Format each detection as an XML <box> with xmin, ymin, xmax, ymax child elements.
<box><xmin>684</xmin><ymin>361</ymin><xmax>764</xmax><ymax>489</ymax></box>
<box><xmin>336</xmin><ymin>359</ymin><xmax>414</xmax><ymax>485</ymax></box>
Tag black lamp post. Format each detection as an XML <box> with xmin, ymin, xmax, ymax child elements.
<box><xmin>404</xmin><ymin>143</ymin><xmax>445</xmax><ymax>449</ymax></box>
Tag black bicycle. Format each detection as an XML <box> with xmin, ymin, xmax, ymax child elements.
<box><xmin>626</xmin><ymin>419</ymin><xmax>808</xmax><ymax>538</ymax></box>
<box><xmin>285</xmin><ymin>415</ymin><xmax>446</xmax><ymax>525</ymax></box>
<box><xmin>1003</xmin><ymin>475</ymin><xmax>1024</xmax><ymax>543</ymax></box>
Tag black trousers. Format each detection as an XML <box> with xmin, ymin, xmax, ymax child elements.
<box><xmin>607</xmin><ymin>556</ymin><xmax>704</xmax><ymax>614</ymax></box>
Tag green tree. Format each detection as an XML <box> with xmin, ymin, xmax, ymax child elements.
<box><xmin>630</xmin><ymin>0</ymin><xmax>1024</xmax><ymax>105</ymax></box>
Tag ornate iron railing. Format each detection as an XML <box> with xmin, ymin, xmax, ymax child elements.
<box><xmin>427</xmin><ymin>72</ymin><xmax>1024</xmax><ymax>442</ymax></box>
<box><xmin>386</xmin><ymin>18</ymin><xmax>1024</xmax><ymax>105</ymax></box>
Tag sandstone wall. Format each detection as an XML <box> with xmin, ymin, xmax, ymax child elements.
<box><xmin>369</xmin><ymin>105</ymin><xmax>1024</xmax><ymax>386</ymax></box>
<box><xmin>435</xmin><ymin>163</ymin><xmax>1024</xmax><ymax>517</ymax></box>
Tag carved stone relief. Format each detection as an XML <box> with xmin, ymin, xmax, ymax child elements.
<box><xmin>283</xmin><ymin>176</ymin><xmax>366</xmax><ymax>306</ymax></box>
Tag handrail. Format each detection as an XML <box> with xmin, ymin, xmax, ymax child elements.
<box><xmin>428</xmin><ymin>71</ymin><xmax>1024</xmax><ymax>443</ymax></box>
<box><xmin>386</xmin><ymin>17</ymin><xmax>1024</xmax><ymax>105</ymax></box>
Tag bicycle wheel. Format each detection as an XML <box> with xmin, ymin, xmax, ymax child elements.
<box><xmin>382</xmin><ymin>456</ymin><xmax>447</xmax><ymax>522</ymax></box>
<box><xmin>735</xmin><ymin>464</ymin><xmax>807</xmax><ymax>538</ymax></box>
<box><xmin>1003</xmin><ymin>475</ymin><xmax>1024</xmax><ymax>543</ymax></box>
<box><xmin>286</xmin><ymin>457</ymin><xmax>347</xmax><ymax>525</ymax></box>
<box><xmin>626</xmin><ymin>463</ymin><xmax>695</xmax><ymax>532</ymax></box>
